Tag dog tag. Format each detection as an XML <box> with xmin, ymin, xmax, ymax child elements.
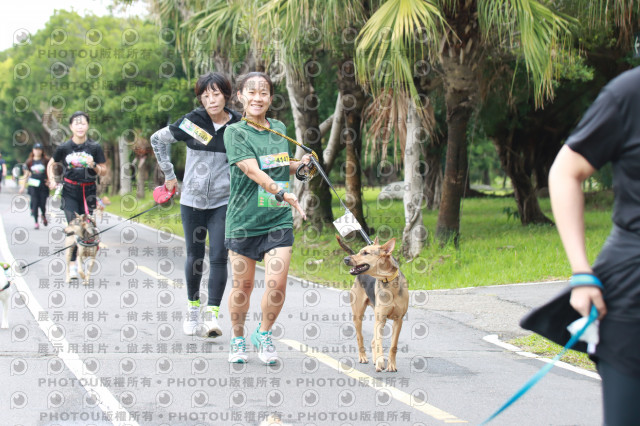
<box><xmin>333</xmin><ymin>211</ymin><xmax>362</xmax><ymax>237</ymax></box>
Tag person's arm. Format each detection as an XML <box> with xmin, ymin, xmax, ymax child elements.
<box><xmin>235</xmin><ymin>158</ymin><xmax>306</xmax><ymax>220</ymax></box>
<box><xmin>1</xmin><ymin>162</ymin><xmax>6</xmax><ymax>177</ymax></box>
<box><xmin>47</xmin><ymin>157</ymin><xmax>62</xmax><ymax>190</ymax></box>
<box><xmin>92</xmin><ymin>163</ymin><xmax>107</xmax><ymax>177</ymax></box>
<box><xmin>89</xmin><ymin>145</ymin><xmax>108</xmax><ymax>178</ymax></box>
<box><xmin>150</xmin><ymin>127</ymin><xmax>179</xmax><ymax>190</ymax></box>
<box><xmin>549</xmin><ymin>145</ymin><xmax>607</xmax><ymax>319</ymax></box>
<box><xmin>19</xmin><ymin>168</ymin><xmax>30</xmax><ymax>194</ymax></box>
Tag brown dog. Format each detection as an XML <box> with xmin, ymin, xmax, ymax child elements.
<box><xmin>65</xmin><ymin>213</ymin><xmax>100</xmax><ymax>284</ymax></box>
<box><xmin>338</xmin><ymin>236</ymin><xmax>409</xmax><ymax>372</ymax></box>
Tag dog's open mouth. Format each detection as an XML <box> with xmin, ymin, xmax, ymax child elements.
<box><xmin>349</xmin><ymin>264</ymin><xmax>370</xmax><ymax>275</ymax></box>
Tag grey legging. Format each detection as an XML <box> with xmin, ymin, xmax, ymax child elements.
<box><xmin>181</xmin><ymin>203</ymin><xmax>228</xmax><ymax>306</ymax></box>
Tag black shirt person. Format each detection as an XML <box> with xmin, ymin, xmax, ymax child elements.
<box><xmin>549</xmin><ymin>66</ymin><xmax>640</xmax><ymax>426</ymax></box>
<box><xmin>47</xmin><ymin>111</ymin><xmax>107</xmax><ymax>280</ymax></box>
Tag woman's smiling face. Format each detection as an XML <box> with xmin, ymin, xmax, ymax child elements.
<box><xmin>69</xmin><ymin>115</ymin><xmax>89</xmax><ymax>138</ymax></box>
<box><xmin>238</xmin><ymin>76</ymin><xmax>272</xmax><ymax>117</ymax></box>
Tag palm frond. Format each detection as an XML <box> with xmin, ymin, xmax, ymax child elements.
<box><xmin>478</xmin><ymin>0</ymin><xmax>578</xmax><ymax>106</ymax></box>
<box><xmin>363</xmin><ymin>89</ymin><xmax>435</xmax><ymax>166</ymax></box>
<box><xmin>355</xmin><ymin>0</ymin><xmax>443</xmax><ymax>101</ymax></box>
<box><xmin>585</xmin><ymin>0</ymin><xmax>639</xmax><ymax>48</ymax></box>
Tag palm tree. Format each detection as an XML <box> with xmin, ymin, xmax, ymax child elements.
<box><xmin>355</xmin><ymin>0</ymin><xmax>577</xmax><ymax>246</ymax></box>
<box><xmin>263</xmin><ymin>0</ymin><xmax>373</xmax><ymax>235</ymax></box>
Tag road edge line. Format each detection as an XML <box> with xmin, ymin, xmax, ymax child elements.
<box><xmin>0</xmin><ymin>215</ymin><xmax>140</xmax><ymax>426</ymax></box>
<box><xmin>483</xmin><ymin>334</ymin><xmax>601</xmax><ymax>380</ymax></box>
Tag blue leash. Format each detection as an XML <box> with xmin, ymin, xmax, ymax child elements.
<box><xmin>480</xmin><ymin>305</ymin><xmax>599</xmax><ymax>425</ymax></box>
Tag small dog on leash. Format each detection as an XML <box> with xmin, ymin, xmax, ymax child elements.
<box><xmin>65</xmin><ymin>213</ymin><xmax>100</xmax><ymax>284</ymax></box>
<box><xmin>0</xmin><ymin>263</ymin><xmax>13</xmax><ymax>328</ymax></box>
<box><xmin>338</xmin><ymin>236</ymin><xmax>409</xmax><ymax>372</ymax></box>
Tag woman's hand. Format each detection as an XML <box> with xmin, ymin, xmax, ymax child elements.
<box><xmin>18</xmin><ymin>186</ymin><xmax>25</xmax><ymax>194</ymax></box>
<box><xmin>570</xmin><ymin>286</ymin><xmax>607</xmax><ymax>320</ymax></box>
<box><xmin>164</xmin><ymin>178</ymin><xmax>178</xmax><ymax>192</ymax></box>
<box><xmin>283</xmin><ymin>192</ymin><xmax>306</xmax><ymax>220</ymax></box>
<box><xmin>48</xmin><ymin>180</ymin><xmax>58</xmax><ymax>190</ymax></box>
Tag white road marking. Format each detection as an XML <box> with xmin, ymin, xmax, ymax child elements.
<box><xmin>0</xmin><ymin>216</ymin><xmax>140</xmax><ymax>426</ymax></box>
<box><xmin>137</xmin><ymin>265</ymin><xmax>182</xmax><ymax>289</ymax></box>
<box><xmin>280</xmin><ymin>338</ymin><xmax>468</xmax><ymax>424</ymax></box>
<box><xmin>483</xmin><ymin>334</ymin><xmax>601</xmax><ymax>380</ymax></box>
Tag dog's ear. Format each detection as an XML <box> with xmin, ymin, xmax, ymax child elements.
<box><xmin>74</xmin><ymin>212</ymin><xmax>81</xmax><ymax>219</ymax></box>
<box><xmin>373</xmin><ymin>236</ymin><xmax>379</xmax><ymax>245</ymax></box>
<box><xmin>380</xmin><ymin>238</ymin><xmax>396</xmax><ymax>255</ymax></box>
<box><xmin>335</xmin><ymin>235</ymin><xmax>355</xmax><ymax>255</ymax></box>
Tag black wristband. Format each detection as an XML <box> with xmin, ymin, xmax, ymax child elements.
<box><xmin>275</xmin><ymin>189</ymin><xmax>286</xmax><ymax>202</ymax></box>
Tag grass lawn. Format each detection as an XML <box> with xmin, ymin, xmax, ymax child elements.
<box><xmin>104</xmin><ymin>186</ymin><xmax>613</xmax><ymax>291</ymax></box>
<box><xmin>509</xmin><ymin>334</ymin><xmax>596</xmax><ymax>371</ymax></box>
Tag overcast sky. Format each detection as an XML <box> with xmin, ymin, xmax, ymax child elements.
<box><xmin>0</xmin><ymin>0</ymin><xmax>149</xmax><ymax>52</ymax></box>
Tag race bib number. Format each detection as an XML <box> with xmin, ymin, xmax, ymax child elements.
<box><xmin>258</xmin><ymin>181</ymin><xmax>290</xmax><ymax>208</ymax></box>
<box><xmin>27</xmin><ymin>178</ymin><xmax>41</xmax><ymax>187</ymax></box>
<box><xmin>259</xmin><ymin>152</ymin><xmax>289</xmax><ymax>170</ymax></box>
<box><xmin>179</xmin><ymin>118</ymin><xmax>213</xmax><ymax>145</ymax></box>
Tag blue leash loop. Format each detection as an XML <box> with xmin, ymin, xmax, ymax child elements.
<box><xmin>480</xmin><ymin>305</ymin><xmax>599</xmax><ymax>425</ymax></box>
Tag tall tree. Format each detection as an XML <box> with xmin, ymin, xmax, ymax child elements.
<box><xmin>356</xmin><ymin>0</ymin><xmax>577</xmax><ymax>246</ymax></box>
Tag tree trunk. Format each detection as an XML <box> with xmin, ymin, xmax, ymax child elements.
<box><xmin>435</xmin><ymin>3</ymin><xmax>481</xmax><ymax>246</ymax></box>
<box><xmin>493</xmin><ymin>129</ymin><xmax>553</xmax><ymax>225</ymax></box>
<box><xmin>436</xmin><ymin>87</ymin><xmax>472</xmax><ymax>246</ymax></box>
<box><xmin>424</xmin><ymin>136</ymin><xmax>444</xmax><ymax>210</ymax></box>
<box><xmin>112</xmin><ymin>141</ymin><xmax>120</xmax><ymax>196</ymax></box>
<box><xmin>286</xmin><ymin>65</ymin><xmax>335</xmax><ymax>230</ymax></box>
<box><xmin>402</xmin><ymin>100</ymin><xmax>428</xmax><ymax>259</ymax></box>
<box><xmin>324</xmin><ymin>93</ymin><xmax>345</xmax><ymax>172</ymax></box>
<box><xmin>119</xmin><ymin>137</ymin><xmax>132</xmax><ymax>195</ymax></box>
<box><xmin>337</xmin><ymin>58</ymin><xmax>370</xmax><ymax>237</ymax></box>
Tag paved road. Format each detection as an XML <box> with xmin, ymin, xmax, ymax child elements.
<box><xmin>0</xmin><ymin>183</ymin><xmax>602</xmax><ymax>425</ymax></box>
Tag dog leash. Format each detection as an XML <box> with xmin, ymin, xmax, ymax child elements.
<box><xmin>0</xmin><ymin>263</ymin><xmax>11</xmax><ymax>291</ymax></box>
<box><xmin>480</xmin><ymin>305</ymin><xmax>599</xmax><ymax>424</ymax></box>
<box><xmin>241</xmin><ymin>117</ymin><xmax>373</xmax><ymax>244</ymax></box>
<box><xmin>17</xmin><ymin>202</ymin><xmax>163</xmax><ymax>271</ymax></box>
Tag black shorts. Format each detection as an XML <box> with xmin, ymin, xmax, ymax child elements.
<box><xmin>225</xmin><ymin>228</ymin><xmax>294</xmax><ymax>262</ymax></box>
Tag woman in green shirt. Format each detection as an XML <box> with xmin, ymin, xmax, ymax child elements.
<box><xmin>224</xmin><ymin>72</ymin><xmax>311</xmax><ymax>365</ymax></box>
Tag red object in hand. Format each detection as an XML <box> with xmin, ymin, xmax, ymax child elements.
<box><xmin>153</xmin><ymin>184</ymin><xmax>176</xmax><ymax>204</ymax></box>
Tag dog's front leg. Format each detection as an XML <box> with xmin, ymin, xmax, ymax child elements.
<box><xmin>373</xmin><ymin>311</ymin><xmax>387</xmax><ymax>372</ymax></box>
<box><xmin>351</xmin><ymin>287</ymin><xmax>369</xmax><ymax>364</ymax></box>
<box><xmin>387</xmin><ymin>317</ymin><xmax>403</xmax><ymax>372</ymax></box>
<box><xmin>77</xmin><ymin>249</ymin><xmax>86</xmax><ymax>282</ymax></box>
<box><xmin>65</xmin><ymin>240</ymin><xmax>74</xmax><ymax>283</ymax></box>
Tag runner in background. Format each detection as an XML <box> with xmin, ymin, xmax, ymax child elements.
<box><xmin>47</xmin><ymin>111</ymin><xmax>107</xmax><ymax>280</ymax></box>
<box><xmin>19</xmin><ymin>143</ymin><xmax>50</xmax><ymax>229</ymax></box>
<box><xmin>0</xmin><ymin>152</ymin><xmax>6</xmax><ymax>191</ymax></box>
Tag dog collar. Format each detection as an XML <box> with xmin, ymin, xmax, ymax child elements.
<box><xmin>76</xmin><ymin>236</ymin><xmax>100</xmax><ymax>247</ymax></box>
<box><xmin>381</xmin><ymin>269</ymin><xmax>400</xmax><ymax>283</ymax></box>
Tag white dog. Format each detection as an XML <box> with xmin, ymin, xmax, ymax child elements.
<box><xmin>0</xmin><ymin>263</ymin><xmax>12</xmax><ymax>328</ymax></box>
